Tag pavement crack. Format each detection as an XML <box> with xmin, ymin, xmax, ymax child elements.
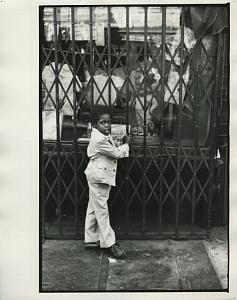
<box><xmin>97</xmin><ymin>250</ymin><xmax>109</xmax><ymax>290</ymax></box>
<box><xmin>170</xmin><ymin>240</ymin><xmax>191</xmax><ymax>290</ymax></box>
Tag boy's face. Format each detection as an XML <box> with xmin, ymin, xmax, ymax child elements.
<box><xmin>96</xmin><ymin>113</ymin><xmax>111</xmax><ymax>136</ymax></box>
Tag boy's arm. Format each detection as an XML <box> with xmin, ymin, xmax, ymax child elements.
<box><xmin>96</xmin><ymin>139</ymin><xmax>129</xmax><ymax>159</ymax></box>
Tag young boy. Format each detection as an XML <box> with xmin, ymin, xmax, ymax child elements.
<box><xmin>84</xmin><ymin>106</ymin><xmax>129</xmax><ymax>259</ymax></box>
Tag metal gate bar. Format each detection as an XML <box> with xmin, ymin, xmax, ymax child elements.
<box><xmin>191</xmin><ymin>31</ymin><xmax>200</xmax><ymax>235</ymax></box>
<box><xmin>207</xmin><ymin>32</ymin><xmax>223</xmax><ymax>235</ymax></box>
<box><xmin>175</xmin><ymin>7</ymin><xmax>185</xmax><ymax>237</ymax></box>
<box><xmin>53</xmin><ymin>7</ymin><xmax>62</xmax><ymax>236</ymax></box>
<box><xmin>41</xmin><ymin>5</ymin><xmax>228</xmax><ymax>239</ymax></box>
<box><xmin>125</xmin><ymin>6</ymin><xmax>130</xmax><ymax>235</ymax></box>
<box><xmin>89</xmin><ymin>8</ymin><xmax>94</xmax><ymax>107</ymax></box>
<box><xmin>71</xmin><ymin>7</ymin><xmax>79</xmax><ymax>235</ymax></box>
<box><xmin>107</xmin><ymin>7</ymin><xmax>112</xmax><ymax>108</ymax></box>
<box><xmin>142</xmin><ymin>7</ymin><xmax>148</xmax><ymax>233</ymax></box>
<box><xmin>159</xmin><ymin>7</ymin><xmax>166</xmax><ymax>233</ymax></box>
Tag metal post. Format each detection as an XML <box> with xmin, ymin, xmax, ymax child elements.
<box><xmin>175</xmin><ymin>7</ymin><xmax>185</xmax><ymax>237</ymax></box>
<box><xmin>191</xmin><ymin>37</ymin><xmax>201</xmax><ymax>235</ymax></box>
<box><xmin>223</xmin><ymin>31</ymin><xmax>229</xmax><ymax>226</ymax></box>
<box><xmin>208</xmin><ymin>33</ymin><xmax>222</xmax><ymax>237</ymax></box>
<box><xmin>90</xmin><ymin>7</ymin><xmax>94</xmax><ymax>107</ymax></box>
<box><xmin>53</xmin><ymin>7</ymin><xmax>62</xmax><ymax>236</ymax></box>
<box><xmin>40</xmin><ymin>7</ymin><xmax>45</xmax><ymax>241</ymax></box>
<box><xmin>125</xmin><ymin>6</ymin><xmax>130</xmax><ymax>235</ymax></box>
<box><xmin>142</xmin><ymin>6</ymin><xmax>148</xmax><ymax>234</ymax></box>
<box><xmin>107</xmin><ymin>7</ymin><xmax>111</xmax><ymax>107</ymax></box>
<box><xmin>71</xmin><ymin>7</ymin><xmax>79</xmax><ymax>236</ymax></box>
<box><xmin>159</xmin><ymin>7</ymin><xmax>166</xmax><ymax>233</ymax></box>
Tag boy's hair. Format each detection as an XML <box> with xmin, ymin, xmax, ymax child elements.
<box><xmin>90</xmin><ymin>105</ymin><xmax>112</xmax><ymax>125</ymax></box>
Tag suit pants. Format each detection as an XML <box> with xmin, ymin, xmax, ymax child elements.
<box><xmin>85</xmin><ymin>182</ymin><xmax>116</xmax><ymax>248</ymax></box>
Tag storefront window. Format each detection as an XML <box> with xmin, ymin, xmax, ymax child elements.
<box><xmin>41</xmin><ymin>6</ymin><xmax>222</xmax><ymax>146</ymax></box>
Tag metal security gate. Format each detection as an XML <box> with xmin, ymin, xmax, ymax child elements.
<box><xmin>40</xmin><ymin>5</ymin><xmax>229</xmax><ymax>239</ymax></box>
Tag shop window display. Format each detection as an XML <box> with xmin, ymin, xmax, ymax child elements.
<box><xmin>42</xmin><ymin>6</ymin><xmax>227</xmax><ymax>146</ymax></box>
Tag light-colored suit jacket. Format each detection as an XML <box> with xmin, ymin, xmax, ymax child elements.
<box><xmin>84</xmin><ymin>128</ymin><xmax>129</xmax><ymax>186</ymax></box>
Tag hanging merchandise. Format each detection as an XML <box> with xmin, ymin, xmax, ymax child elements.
<box><xmin>84</xmin><ymin>71</ymin><xmax>124</xmax><ymax>106</ymax></box>
<box><xmin>74</xmin><ymin>7</ymin><xmax>97</xmax><ymax>42</ymax></box>
<box><xmin>42</xmin><ymin>62</ymin><xmax>82</xmax><ymax>116</ymax></box>
<box><xmin>43</xmin><ymin>7</ymin><xmax>55</xmax><ymax>41</ymax></box>
<box><xmin>43</xmin><ymin>111</ymin><xmax>64</xmax><ymax>140</ymax></box>
<box><xmin>164</xmin><ymin>26</ymin><xmax>196</xmax><ymax>104</ymax></box>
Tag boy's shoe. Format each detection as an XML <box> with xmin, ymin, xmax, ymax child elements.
<box><xmin>84</xmin><ymin>241</ymin><xmax>100</xmax><ymax>250</ymax></box>
<box><xmin>106</xmin><ymin>244</ymin><xmax>126</xmax><ymax>259</ymax></box>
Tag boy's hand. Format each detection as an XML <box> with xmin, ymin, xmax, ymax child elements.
<box><xmin>113</xmin><ymin>136</ymin><xmax>120</xmax><ymax>147</ymax></box>
<box><xmin>121</xmin><ymin>134</ymin><xmax>130</xmax><ymax>144</ymax></box>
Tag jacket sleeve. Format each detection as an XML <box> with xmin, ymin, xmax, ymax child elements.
<box><xmin>96</xmin><ymin>139</ymin><xmax>129</xmax><ymax>159</ymax></box>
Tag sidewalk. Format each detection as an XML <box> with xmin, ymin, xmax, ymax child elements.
<box><xmin>41</xmin><ymin>227</ymin><xmax>228</xmax><ymax>292</ymax></box>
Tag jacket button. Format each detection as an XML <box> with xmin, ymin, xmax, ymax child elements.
<box><xmin>113</xmin><ymin>169</ymin><xmax>115</xmax><ymax>172</ymax></box>
<box><xmin>114</xmin><ymin>161</ymin><xmax>116</xmax><ymax>163</ymax></box>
